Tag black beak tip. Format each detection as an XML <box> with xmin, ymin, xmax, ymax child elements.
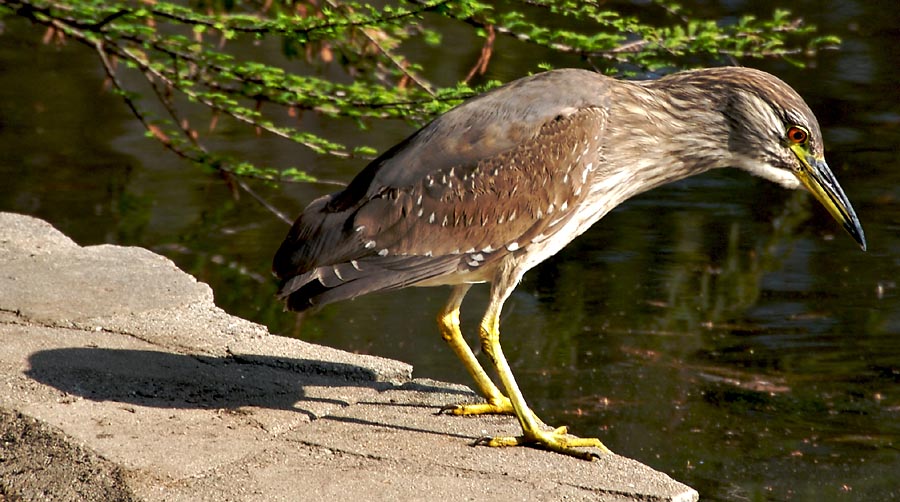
<box><xmin>846</xmin><ymin>223</ymin><xmax>867</xmax><ymax>252</ymax></box>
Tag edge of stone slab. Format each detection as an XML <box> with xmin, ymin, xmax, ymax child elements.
<box><xmin>0</xmin><ymin>211</ymin><xmax>412</xmax><ymax>384</ymax></box>
<box><xmin>0</xmin><ymin>212</ymin><xmax>78</xmax><ymax>253</ymax></box>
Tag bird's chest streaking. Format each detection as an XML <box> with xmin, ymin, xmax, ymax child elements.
<box><xmin>351</xmin><ymin>107</ymin><xmax>611</xmax><ymax>287</ymax></box>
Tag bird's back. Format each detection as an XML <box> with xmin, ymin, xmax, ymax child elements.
<box><xmin>273</xmin><ymin>69</ymin><xmax>615</xmax><ymax>311</ymax></box>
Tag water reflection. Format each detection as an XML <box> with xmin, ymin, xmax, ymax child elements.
<box><xmin>1</xmin><ymin>1</ymin><xmax>899</xmax><ymax>501</ymax></box>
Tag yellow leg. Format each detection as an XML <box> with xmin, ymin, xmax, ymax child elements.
<box><xmin>437</xmin><ymin>285</ymin><xmax>515</xmax><ymax>415</ymax></box>
<box><xmin>473</xmin><ymin>267</ymin><xmax>612</xmax><ymax>460</ymax></box>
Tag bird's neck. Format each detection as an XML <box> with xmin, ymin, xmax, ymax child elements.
<box><xmin>596</xmin><ymin>82</ymin><xmax>733</xmax><ymax>204</ymax></box>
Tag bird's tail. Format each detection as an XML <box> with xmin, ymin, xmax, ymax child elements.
<box><xmin>277</xmin><ymin>255</ymin><xmax>459</xmax><ymax>312</ymax></box>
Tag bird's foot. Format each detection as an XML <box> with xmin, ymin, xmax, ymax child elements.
<box><xmin>473</xmin><ymin>426</ymin><xmax>612</xmax><ymax>461</ymax></box>
<box><xmin>438</xmin><ymin>397</ymin><xmax>515</xmax><ymax>416</ymax></box>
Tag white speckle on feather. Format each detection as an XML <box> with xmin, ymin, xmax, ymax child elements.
<box><xmin>429</xmin><ymin>212</ymin><xmax>436</xmax><ymax>224</ymax></box>
<box><xmin>482</xmin><ymin>245</ymin><xmax>494</xmax><ymax>253</ymax></box>
<box><xmin>350</xmin><ymin>260</ymin><xmax>362</xmax><ymax>271</ymax></box>
<box><xmin>364</xmin><ymin>240</ymin><xmax>376</xmax><ymax>249</ymax></box>
<box><xmin>378</xmin><ymin>248</ymin><xmax>389</xmax><ymax>256</ymax></box>
<box><xmin>355</xmin><ymin>225</ymin><xmax>366</xmax><ymax>233</ymax></box>
<box><xmin>506</xmin><ymin>242</ymin><xmax>520</xmax><ymax>251</ymax></box>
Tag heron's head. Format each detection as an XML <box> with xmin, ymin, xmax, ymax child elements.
<box><xmin>660</xmin><ymin>67</ymin><xmax>866</xmax><ymax>250</ymax></box>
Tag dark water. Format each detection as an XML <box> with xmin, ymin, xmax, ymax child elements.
<box><xmin>2</xmin><ymin>1</ymin><xmax>899</xmax><ymax>500</ymax></box>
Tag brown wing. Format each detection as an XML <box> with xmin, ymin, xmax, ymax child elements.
<box><xmin>350</xmin><ymin>107</ymin><xmax>608</xmax><ymax>268</ymax></box>
<box><xmin>327</xmin><ymin>69</ymin><xmax>613</xmax><ymax>211</ymax></box>
<box><xmin>275</xmin><ymin>107</ymin><xmax>608</xmax><ymax>311</ymax></box>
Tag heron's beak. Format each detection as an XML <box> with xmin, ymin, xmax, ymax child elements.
<box><xmin>791</xmin><ymin>147</ymin><xmax>866</xmax><ymax>251</ymax></box>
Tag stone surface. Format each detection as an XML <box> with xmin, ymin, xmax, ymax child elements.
<box><xmin>0</xmin><ymin>212</ymin><xmax>699</xmax><ymax>501</ymax></box>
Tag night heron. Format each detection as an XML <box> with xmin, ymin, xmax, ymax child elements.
<box><xmin>273</xmin><ymin>67</ymin><xmax>866</xmax><ymax>460</ymax></box>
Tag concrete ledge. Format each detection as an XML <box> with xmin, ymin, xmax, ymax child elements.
<box><xmin>0</xmin><ymin>212</ymin><xmax>698</xmax><ymax>501</ymax></box>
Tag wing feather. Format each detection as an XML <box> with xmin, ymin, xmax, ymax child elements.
<box><xmin>273</xmin><ymin>70</ymin><xmax>613</xmax><ymax>311</ymax></box>
<box><xmin>351</xmin><ymin>108</ymin><xmax>608</xmax><ymax>264</ymax></box>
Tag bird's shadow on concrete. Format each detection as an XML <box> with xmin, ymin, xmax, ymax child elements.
<box><xmin>24</xmin><ymin>347</ymin><xmax>464</xmax><ymax>421</ymax></box>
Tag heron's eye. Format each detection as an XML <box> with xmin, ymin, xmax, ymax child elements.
<box><xmin>786</xmin><ymin>126</ymin><xmax>808</xmax><ymax>145</ymax></box>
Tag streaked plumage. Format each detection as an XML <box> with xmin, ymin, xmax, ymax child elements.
<box><xmin>274</xmin><ymin>67</ymin><xmax>865</xmax><ymax>459</ymax></box>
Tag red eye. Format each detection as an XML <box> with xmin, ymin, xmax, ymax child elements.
<box><xmin>787</xmin><ymin>126</ymin><xmax>808</xmax><ymax>144</ymax></box>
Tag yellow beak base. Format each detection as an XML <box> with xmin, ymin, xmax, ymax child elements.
<box><xmin>792</xmin><ymin>147</ymin><xmax>866</xmax><ymax>251</ymax></box>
